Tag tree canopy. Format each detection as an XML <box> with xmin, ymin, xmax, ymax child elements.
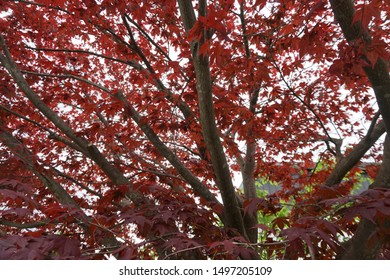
<box><xmin>1</xmin><ymin>0</ymin><xmax>390</xmax><ymax>260</ymax></box>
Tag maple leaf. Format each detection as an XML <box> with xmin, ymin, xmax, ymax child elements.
<box><xmin>0</xmin><ymin>0</ymin><xmax>390</xmax><ymax>261</ymax></box>
<box><xmin>352</xmin><ymin>3</ymin><xmax>381</xmax><ymax>32</ymax></box>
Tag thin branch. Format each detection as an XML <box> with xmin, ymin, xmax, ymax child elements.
<box><xmin>0</xmin><ymin>219</ymin><xmax>51</xmax><ymax>229</ymax></box>
<box><xmin>164</xmin><ymin>141</ymin><xmax>202</xmax><ymax>158</ymax></box>
<box><xmin>123</xmin><ymin>13</ymin><xmax>191</xmax><ymax>83</ymax></box>
<box><xmin>177</xmin><ymin>0</ymin><xmax>249</xmax><ymax>240</ymax></box>
<box><xmin>123</xmin><ymin>14</ymin><xmax>172</xmax><ymax>62</ymax></box>
<box><xmin>10</xmin><ymin>0</ymin><xmax>70</xmax><ymax>14</ymax></box>
<box><xmin>163</xmin><ymin>245</ymin><xmax>206</xmax><ymax>260</ymax></box>
<box><xmin>239</xmin><ymin>0</ymin><xmax>251</xmax><ymax>58</ymax></box>
<box><xmin>0</xmin><ymin>104</ymin><xmax>85</xmax><ymax>154</ymax></box>
<box><xmin>0</xmin><ymin>34</ymin><xmax>147</xmax><ymax>205</ymax></box>
<box><xmin>25</xmin><ymin>46</ymin><xmax>140</xmax><ymax>67</ymax></box>
<box><xmin>270</xmin><ymin>55</ymin><xmax>338</xmax><ymax>155</ymax></box>
<box><xmin>114</xmin><ymin>90</ymin><xmax>220</xmax><ymax>205</ymax></box>
<box><xmin>365</xmin><ymin>111</ymin><xmax>381</xmax><ymax>140</ymax></box>
<box><xmin>21</xmin><ymin>70</ymin><xmax>112</xmax><ymax>93</ymax></box>
<box><xmin>122</xmin><ymin>14</ymin><xmax>160</xmax><ymax>78</ymax></box>
<box><xmin>51</xmin><ymin>167</ymin><xmax>102</xmax><ymax>198</ymax></box>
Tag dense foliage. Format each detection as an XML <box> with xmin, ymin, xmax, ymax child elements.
<box><xmin>1</xmin><ymin>0</ymin><xmax>390</xmax><ymax>259</ymax></box>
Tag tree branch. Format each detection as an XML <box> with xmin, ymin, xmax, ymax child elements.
<box><xmin>329</xmin><ymin>0</ymin><xmax>390</xmax><ymax>132</ymax></box>
<box><xmin>238</xmin><ymin>1</ymin><xmax>260</xmax><ymax>243</ymax></box>
<box><xmin>329</xmin><ymin>0</ymin><xmax>390</xmax><ymax>259</ymax></box>
<box><xmin>270</xmin><ymin>54</ymin><xmax>339</xmax><ymax>152</ymax></box>
<box><xmin>0</xmin><ymin>34</ymin><xmax>145</xmax><ymax>205</ymax></box>
<box><xmin>27</xmin><ymin>42</ymin><xmax>205</xmax><ymax>161</ymax></box>
<box><xmin>19</xmin><ymin>68</ymin><xmax>217</xmax><ymax>204</ymax></box>
<box><xmin>51</xmin><ymin>167</ymin><xmax>102</xmax><ymax>198</ymax></box>
<box><xmin>114</xmin><ymin>90</ymin><xmax>220</xmax><ymax>205</ymax></box>
<box><xmin>0</xmin><ymin>104</ymin><xmax>85</xmax><ymax>154</ymax></box>
<box><xmin>177</xmin><ymin>0</ymin><xmax>248</xmax><ymax>240</ymax></box>
<box><xmin>325</xmin><ymin>121</ymin><xmax>385</xmax><ymax>186</ymax></box>
<box><xmin>0</xmin><ymin>125</ymin><xmax>80</xmax><ymax>208</ymax></box>
<box><xmin>25</xmin><ymin>46</ymin><xmax>137</xmax><ymax>67</ymax></box>
<box><xmin>123</xmin><ymin>14</ymin><xmax>172</xmax><ymax>62</ymax></box>
<box><xmin>10</xmin><ymin>0</ymin><xmax>70</xmax><ymax>14</ymax></box>
<box><xmin>0</xmin><ymin>219</ymin><xmax>51</xmax><ymax>229</ymax></box>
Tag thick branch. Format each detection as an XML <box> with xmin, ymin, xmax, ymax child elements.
<box><xmin>329</xmin><ymin>0</ymin><xmax>390</xmax><ymax>260</ymax></box>
<box><xmin>0</xmin><ymin>126</ymin><xmax>80</xmax><ymax>207</ymax></box>
<box><xmin>329</xmin><ymin>0</ymin><xmax>390</xmax><ymax>132</ymax></box>
<box><xmin>20</xmin><ymin>68</ymin><xmax>218</xmax><ymax>204</ymax></box>
<box><xmin>177</xmin><ymin>0</ymin><xmax>248</xmax><ymax>239</ymax></box>
<box><xmin>339</xmin><ymin>135</ymin><xmax>390</xmax><ymax>259</ymax></box>
<box><xmin>0</xmin><ymin>34</ymin><xmax>145</xmax><ymax>204</ymax></box>
<box><xmin>115</xmin><ymin>91</ymin><xmax>220</xmax><ymax>205</ymax></box>
<box><xmin>0</xmin><ymin>104</ymin><xmax>85</xmax><ymax>154</ymax></box>
<box><xmin>238</xmin><ymin>1</ymin><xmax>259</xmax><ymax>243</ymax></box>
<box><xmin>325</xmin><ymin>121</ymin><xmax>385</xmax><ymax>186</ymax></box>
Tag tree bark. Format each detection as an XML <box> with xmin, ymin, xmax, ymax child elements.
<box><xmin>325</xmin><ymin>121</ymin><xmax>385</xmax><ymax>186</ymax></box>
<box><xmin>177</xmin><ymin>0</ymin><xmax>248</xmax><ymax>240</ymax></box>
<box><xmin>329</xmin><ymin>0</ymin><xmax>390</xmax><ymax>259</ymax></box>
<box><xmin>339</xmin><ymin>136</ymin><xmax>390</xmax><ymax>259</ymax></box>
<box><xmin>329</xmin><ymin>0</ymin><xmax>390</xmax><ymax>131</ymax></box>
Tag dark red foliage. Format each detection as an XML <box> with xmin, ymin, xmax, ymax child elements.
<box><xmin>0</xmin><ymin>235</ymin><xmax>82</xmax><ymax>260</ymax></box>
<box><xmin>1</xmin><ymin>0</ymin><xmax>390</xmax><ymax>259</ymax></box>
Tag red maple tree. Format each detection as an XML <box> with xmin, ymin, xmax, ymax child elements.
<box><xmin>1</xmin><ymin>0</ymin><xmax>390</xmax><ymax>260</ymax></box>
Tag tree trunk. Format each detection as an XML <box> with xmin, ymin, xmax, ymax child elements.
<box><xmin>329</xmin><ymin>0</ymin><xmax>390</xmax><ymax>259</ymax></box>
<box><xmin>177</xmin><ymin>0</ymin><xmax>249</xmax><ymax>240</ymax></box>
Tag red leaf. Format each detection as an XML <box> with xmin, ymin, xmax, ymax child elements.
<box><xmin>316</xmin><ymin>229</ymin><xmax>338</xmax><ymax>251</ymax></box>
<box><xmin>198</xmin><ymin>41</ymin><xmax>210</xmax><ymax>57</ymax></box>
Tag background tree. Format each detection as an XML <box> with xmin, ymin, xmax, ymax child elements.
<box><xmin>0</xmin><ymin>0</ymin><xmax>390</xmax><ymax>259</ymax></box>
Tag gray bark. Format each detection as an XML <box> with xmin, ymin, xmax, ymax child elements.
<box><xmin>329</xmin><ymin>0</ymin><xmax>390</xmax><ymax>259</ymax></box>
<box><xmin>177</xmin><ymin>0</ymin><xmax>248</xmax><ymax>239</ymax></box>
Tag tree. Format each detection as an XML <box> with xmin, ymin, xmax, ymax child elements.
<box><xmin>0</xmin><ymin>0</ymin><xmax>390</xmax><ymax>260</ymax></box>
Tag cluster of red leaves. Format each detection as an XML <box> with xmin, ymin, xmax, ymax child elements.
<box><xmin>249</xmin><ymin>184</ymin><xmax>390</xmax><ymax>259</ymax></box>
<box><xmin>1</xmin><ymin>0</ymin><xmax>390</xmax><ymax>259</ymax></box>
<box><xmin>0</xmin><ymin>234</ymin><xmax>82</xmax><ymax>260</ymax></box>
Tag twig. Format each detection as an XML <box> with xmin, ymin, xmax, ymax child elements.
<box><xmin>365</xmin><ymin>111</ymin><xmax>381</xmax><ymax>140</ymax></box>
<box><xmin>10</xmin><ymin>0</ymin><xmax>70</xmax><ymax>14</ymax></box>
<box><xmin>123</xmin><ymin>14</ymin><xmax>172</xmax><ymax>62</ymax></box>
<box><xmin>0</xmin><ymin>219</ymin><xmax>51</xmax><ymax>229</ymax></box>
